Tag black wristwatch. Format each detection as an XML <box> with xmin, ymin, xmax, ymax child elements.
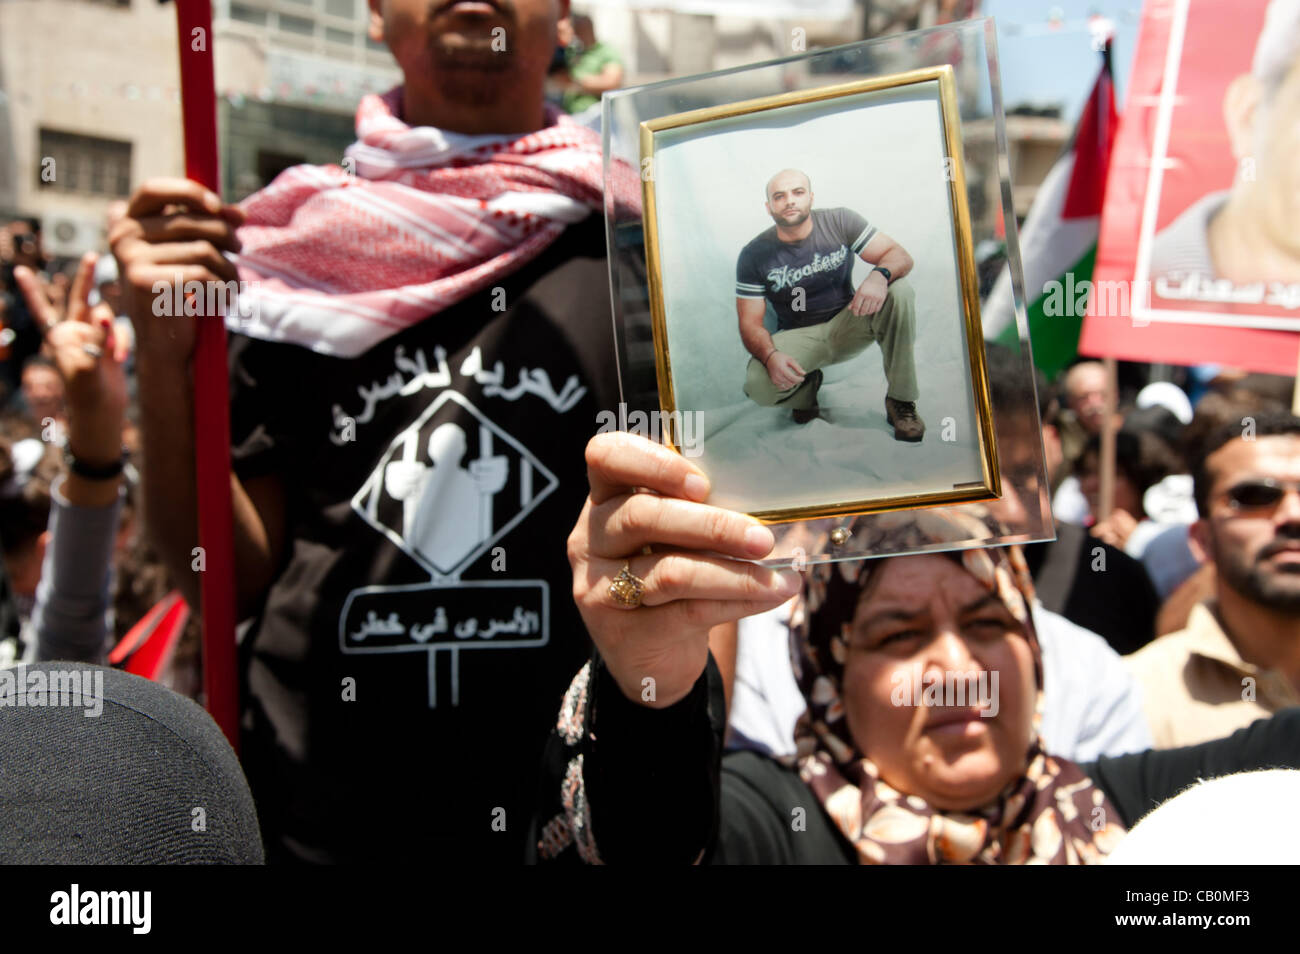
<box><xmin>872</xmin><ymin>265</ymin><xmax>893</xmax><ymax>284</ymax></box>
<box><xmin>64</xmin><ymin>447</ymin><xmax>127</xmax><ymax>481</ymax></box>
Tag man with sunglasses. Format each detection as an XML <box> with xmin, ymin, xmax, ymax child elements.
<box><xmin>1126</xmin><ymin>411</ymin><xmax>1300</xmax><ymax>747</ymax></box>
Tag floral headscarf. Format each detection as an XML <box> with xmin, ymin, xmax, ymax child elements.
<box><xmin>789</xmin><ymin>509</ymin><xmax>1125</xmax><ymax>864</ymax></box>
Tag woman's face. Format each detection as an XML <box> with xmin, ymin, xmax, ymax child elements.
<box><xmin>839</xmin><ymin>554</ymin><xmax>1038</xmax><ymax>811</ymax></box>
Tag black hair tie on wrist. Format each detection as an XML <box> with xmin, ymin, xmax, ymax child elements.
<box><xmin>64</xmin><ymin>448</ymin><xmax>127</xmax><ymax>481</ymax></box>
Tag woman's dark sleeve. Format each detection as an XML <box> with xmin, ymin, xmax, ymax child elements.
<box><xmin>1081</xmin><ymin>708</ymin><xmax>1300</xmax><ymax>828</ymax></box>
<box><xmin>530</xmin><ymin>653</ymin><xmax>723</xmax><ymax>864</ymax></box>
<box><xmin>714</xmin><ymin>752</ymin><xmax>855</xmax><ymax>864</ymax></box>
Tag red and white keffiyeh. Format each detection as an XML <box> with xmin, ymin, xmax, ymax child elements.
<box><xmin>232</xmin><ymin>87</ymin><xmax>640</xmax><ymax>357</ymax></box>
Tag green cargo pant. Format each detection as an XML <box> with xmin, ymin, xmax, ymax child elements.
<box><xmin>743</xmin><ymin>277</ymin><xmax>918</xmax><ymax>411</ymax></box>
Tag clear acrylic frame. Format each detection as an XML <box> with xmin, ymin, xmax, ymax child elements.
<box><xmin>601</xmin><ymin>17</ymin><xmax>1052</xmax><ymax>568</ymax></box>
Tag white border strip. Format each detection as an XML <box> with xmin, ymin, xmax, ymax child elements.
<box><xmin>1131</xmin><ymin>0</ymin><xmax>1188</xmax><ymax>323</ymax></box>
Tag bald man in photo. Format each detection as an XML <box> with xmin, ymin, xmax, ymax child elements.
<box><xmin>736</xmin><ymin>168</ymin><xmax>923</xmax><ymax>440</ymax></box>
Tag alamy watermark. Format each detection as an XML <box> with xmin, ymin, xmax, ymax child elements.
<box><xmin>152</xmin><ymin>276</ymin><xmax>259</xmax><ymax>323</ymax></box>
<box><xmin>1041</xmin><ymin>273</ymin><xmax>1149</xmax><ymax>320</ymax></box>
<box><xmin>596</xmin><ymin>403</ymin><xmax>705</xmax><ymax>457</ymax></box>
<box><xmin>0</xmin><ymin>664</ymin><xmax>104</xmax><ymax>718</ymax></box>
<box><xmin>890</xmin><ymin>664</ymin><xmax>999</xmax><ymax>717</ymax></box>
<box><xmin>50</xmin><ymin>884</ymin><xmax>150</xmax><ymax>934</ymax></box>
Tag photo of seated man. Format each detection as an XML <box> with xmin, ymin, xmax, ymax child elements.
<box><xmin>736</xmin><ymin>168</ymin><xmax>923</xmax><ymax>441</ymax></box>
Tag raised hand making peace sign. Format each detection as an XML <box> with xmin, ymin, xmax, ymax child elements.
<box><xmin>14</xmin><ymin>252</ymin><xmax>130</xmax><ymax>506</ymax></box>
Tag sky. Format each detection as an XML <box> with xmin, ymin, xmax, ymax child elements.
<box><xmin>983</xmin><ymin>0</ymin><xmax>1145</xmax><ymax>121</ymax></box>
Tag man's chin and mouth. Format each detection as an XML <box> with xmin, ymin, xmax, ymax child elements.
<box><xmin>428</xmin><ymin>0</ymin><xmax>514</xmax><ymax>63</ymax></box>
<box><xmin>432</xmin><ymin>41</ymin><xmax>512</xmax><ymax>68</ymax></box>
<box><xmin>1254</xmin><ymin>544</ymin><xmax>1300</xmax><ymax>580</ymax></box>
<box><xmin>429</xmin><ymin>31</ymin><xmax>515</xmax><ymax>74</ymax></box>
<box><xmin>1228</xmin><ymin>552</ymin><xmax>1300</xmax><ymax>611</ymax></box>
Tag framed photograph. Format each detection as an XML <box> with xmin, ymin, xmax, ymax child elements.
<box><xmin>638</xmin><ymin>65</ymin><xmax>1000</xmax><ymax>522</ymax></box>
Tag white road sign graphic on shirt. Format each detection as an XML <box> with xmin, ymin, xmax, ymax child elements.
<box><xmin>351</xmin><ymin>390</ymin><xmax>557</xmax><ymax>577</ymax></box>
<box><xmin>341</xmin><ymin>390</ymin><xmax>558</xmax><ymax>707</ymax></box>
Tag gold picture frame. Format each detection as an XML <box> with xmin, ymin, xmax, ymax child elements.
<box><xmin>638</xmin><ymin>64</ymin><xmax>1000</xmax><ymax>523</ymax></box>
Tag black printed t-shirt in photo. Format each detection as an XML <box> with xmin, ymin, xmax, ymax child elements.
<box><xmin>734</xmin><ymin>206</ymin><xmax>877</xmax><ymax>331</ymax></box>
<box><xmin>227</xmin><ymin>211</ymin><xmax>617</xmax><ymax>864</ymax></box>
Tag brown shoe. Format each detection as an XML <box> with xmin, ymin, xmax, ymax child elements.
<box><xmin>791</xmin><ymin>370</ymin><xmax>823</xmax><ymax>424</ymax></box>
<box><xmin>885</xmin><ymin>396</ymin><xmax>924</xmax><ymax>442</ymax></box>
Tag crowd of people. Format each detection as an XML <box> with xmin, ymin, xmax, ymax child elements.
<box><xmin>2</xmin><ymin>0</ymin><xmax>1298</xmax><ymax>865</ymax></box>
<box><xmin>0</xmin><ymin>212</ymin><xmax>201</xmax><ymax>691</ymax></box>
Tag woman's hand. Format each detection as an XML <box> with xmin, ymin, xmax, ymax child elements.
<box><xmin>569</xmin><ymin>432</ymin><xmax>801</xmax><ymax>708</ymax></box>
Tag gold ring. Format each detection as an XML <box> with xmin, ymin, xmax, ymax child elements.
<box><xmin>609</xmin><ymin>562</ymin><xmax>646</xmax><ymax>609</ymax></box>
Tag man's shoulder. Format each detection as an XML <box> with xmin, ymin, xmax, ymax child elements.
<box><xmin>1124</xmin><ymin>621</ymin><xmax>1201</xmax><ymax>676</ymax></box>
<box><xmin>814</xmin><ymin>206</ymin><xmax>865</xmax><ymax>226</ymax></box>
<box><xmin>738</xmin><ymin>226</ymin><xmax>778</xmax><ymax>260</ymax></box>
<box><xmin>1122</xmin><ymin>625</ymin><xmax>1199</xmax><ymax>746</ymax></box>
<box><xmin>814</xmin><ymin>207</ymin><xmax>872</xmax><ymax>246</ymax></box>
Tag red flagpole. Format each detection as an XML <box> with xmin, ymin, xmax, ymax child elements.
<box><xmin>174</xmin><ymin>0</ymin><xmax>239</xmax><ymax>751</ymax></box>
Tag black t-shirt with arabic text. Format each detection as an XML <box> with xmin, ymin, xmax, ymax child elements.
<box><xmin>228</xmin><ymin>212</ymin><xmax>616</xmax><ymax>864</ymax></box>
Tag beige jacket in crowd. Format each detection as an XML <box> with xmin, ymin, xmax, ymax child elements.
<box><xmin>1125</xmin><ymin>602</ymin><xmax>1300</xmax><ymax>748</ymax></box>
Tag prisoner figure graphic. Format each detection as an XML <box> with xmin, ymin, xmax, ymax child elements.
<box><xmin>384</xmin><ymin>422</ymin><xmax>509</xmax><ymax>571</ymax></box>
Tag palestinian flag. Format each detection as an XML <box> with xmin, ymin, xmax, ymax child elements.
<box><xmin>983</xmin><ymin>37</ymin><xmax>1118</xmax><ymax>380</ymax></box>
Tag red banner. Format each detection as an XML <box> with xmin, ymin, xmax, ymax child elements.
<box><xmin>1079</xmin><ymin>0</ymin><xmax>1300</xmax><ymax>374</ymax></box>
